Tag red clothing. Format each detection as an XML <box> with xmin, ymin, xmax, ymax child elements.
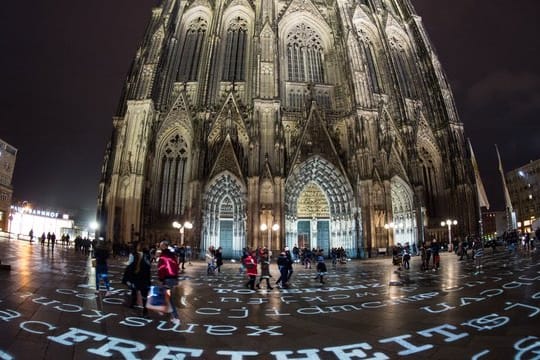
<box><xmin>158</xmin><ymin>249</ymin><xmax>179</xmax><ymax>281</ymax></box>
<box><xmin>244</xmin><ymin>255</ymin><xmax>258</xmax><ymax>276</ymax></box>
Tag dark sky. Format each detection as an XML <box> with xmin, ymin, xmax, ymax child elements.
<box><xmin>1</xmin><ymin>1</ymin><xmax>539</xmax><ymax>221</ymax></box>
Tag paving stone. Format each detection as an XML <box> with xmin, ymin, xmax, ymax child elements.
<box><xmin>0</xmin><ymin>236</ymin><xmax>539</xmax><ymax>359</ymax></box>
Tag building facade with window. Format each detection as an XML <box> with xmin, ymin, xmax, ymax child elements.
<box><xmin>0</xmin><ymin>139</ymin><xmax>17</xmax><ymax>232</ymax></box>
<box><xmin>506</xmin><ymin>159</ymin><xmax>540</xmax><ymax>234</ymax></box>
<box><xmin>98</xmin><ymin>0</ymin><xmax>478</xmax><ymax>258</ymax></box>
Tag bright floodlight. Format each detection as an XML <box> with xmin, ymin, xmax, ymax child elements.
<box><xmin>90</xmin><ymin>221</ymin><xmax>99</xmax><ymax>231</ymax></box>
<box><xmin>172</xmin><ymin>221</ymin><xmax>181</xmax><ymax>229</ymax></box>
<box><xmin>184</xmin><ymin>221</ymin><xmax>193</xmax><ymax>229</ymax></box>
<box><xmin>272</xmin><ymin>223</ymin><xmax>280</xmax><ymax>231</ymax></box>
<box><xmin>260</xmin><ymin>223</ymin><xmax>268</xmax><ymax>231</ymax></box>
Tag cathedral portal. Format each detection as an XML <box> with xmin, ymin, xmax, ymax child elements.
<box><xmin>285</xmin><ymin>156</ymin><xmax>357</xmax><ymax>256</ymax></box>
<box><xmin>201</xmin><ymin>172</ymin><xmax>247</xmax><ymax>259</ymax></box>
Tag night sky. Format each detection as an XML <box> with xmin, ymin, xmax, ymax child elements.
<box><xmin>1</xmin><ymin>0</ymin><xmax>539</xmax><ymax>222</ymax></box>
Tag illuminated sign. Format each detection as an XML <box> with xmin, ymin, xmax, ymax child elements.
<box><xmin>10</xmin><ymin>205</ymin><xmax>67</xmax><ymax>219</ymax></box>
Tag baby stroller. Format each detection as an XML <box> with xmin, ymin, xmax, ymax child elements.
<box><xmin>207</xmin><ymin>258</ymin><xmax>217</xmax><ymax>275</ymax></box>
<box><xmin>392</xmin><ymin>254</ymin><xmax>402</xmax><ymax>266</ymax></box>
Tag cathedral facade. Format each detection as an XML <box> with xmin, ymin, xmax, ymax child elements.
<box><xmin>97</xmin><ymin>0</ymin><xmax>479</xmax><ymax>258</ymax></box>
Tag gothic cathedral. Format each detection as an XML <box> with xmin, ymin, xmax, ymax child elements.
<box><xmin>97</xmin><ymin>0</ymin><xmax>479</xmax><ymax>258</ymax></box>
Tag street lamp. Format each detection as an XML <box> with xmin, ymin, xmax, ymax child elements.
<box><xmin>441</xmin><ymin>219</ymin><xmax>457</xmax><ymax>252</ymax></box>
<box><xmin>89</xmin><ymin>221</ymin><xmax>99</xmax><ymax>240</ymax></box>
<box><xmin>173</xmin><ymin>220</ymin><xmax>193</xmax><ymax>245</ymax></box>
<box><xmin>272</xmin><ymin>223</ymin><xmax>279</xmax><ymax>252</ymax></box>
<box><xmin>384</xmin><ymin>222</ymin><xmax>395</xmax><ymax>253</ymax></box>
<box><xmin>260</xmin><ymin>223</ymin><xmax>268</xmax><ymax>249</ymax></box>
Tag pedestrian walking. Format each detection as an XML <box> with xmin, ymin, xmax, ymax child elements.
<box><xmin>157</xmin><ymin>240</ymin><xmax>181</xmax><ymax>325</ymax></box>
<box><xmin>124</xmin><ymin>242</ymin><xmax>151</xmax><ymax>317</ymax></box>
<box><xmin>244</xmin><ymin>251</ymin><xmax>257</xmax><ymax>290</ymax></box>
<box><xmin>256</xmin><ymin>248</ymin><xmax>273</xmax><ymax>290</ymax></box>
<box><xmin>430</xmin><ymin>239</ymin><xmax>440</xmax><ymax>271</ymax></box>
<box><xmin>314</xmin><ymin>251</ymin><xmax>327</xmax><ymax>284</ymax></box>
<box><xmin>402</xmin><ymin>248</ymin><xmax>411</xmax><ymax>270</ymax></box>
<box><xmin>93</xmin><ymin>241</ymin><xmax>112</xmax><ymax>296</ymax></box>
<box><xmin>215</xmin><ymin>247</ymin><xmax>223</xmax><ymax>273</ymax></box>
<box><xmin>473</xmin><ymin>239</ymin><xmax>484</xmax><ymax>275</ymax></box>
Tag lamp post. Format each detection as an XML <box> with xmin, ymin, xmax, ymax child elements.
<box><xmin>441</xmin><ymin>219</ymin><xmax>457</xmax><ymax>252</ymax></box>
<box><xmin>173</xmin><ymin>220</ymin><xmax>193</xmax><ymax>245</ymax></box>
<box><xmin>272</xmin><ymin>223</ymin><xmax>279</xmax><ymax>253</ymax></box>
<box><xmin>384</xmin><ymin>222</ymin><xmax>395</xmax><ymax>254</ymax></box>
<box><xmin>89</xmin><ymin>221</ymin><xmax>99</xmax><ymax>240</ymax></box>
<box><xmin>260</xmin><ymin>223</ymin><xmax>268</xmax><ymax>249</ymax></box>
<box><xmin>260</xmin><ymin>220</ymin><xmax>279</xmax><ymax>251</ymax></box>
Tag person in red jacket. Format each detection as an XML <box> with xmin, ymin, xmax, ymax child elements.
<box><xmin>158</xmin><ymin>240</ymin><xmax>181</xmax><ymax>325</ymax></box>
<box><xmin>244</xmin><ymin>251</ymin><xmax>258</xmax><ymax>290</ymax></box>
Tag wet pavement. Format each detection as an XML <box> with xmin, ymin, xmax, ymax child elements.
<box><xmin>0</xmin><ymin>235</ymin><xmax>539</xmax><ymax>359</ymax></box>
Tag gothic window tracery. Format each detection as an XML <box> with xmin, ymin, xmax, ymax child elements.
<box><xmin>177</xmin><ymin>17</ymin><xmax>208</xmax><ymax>82</ymax></box>
<box><xmin>390</xmin><ymin>177</ymin><xmax>416</xmax><ymax>246</ymax></box>
<box><xmin>286</xmin><ymin>24</ymin><xmax>324</xmax><ymax>83</ymax></box>
<box><xmin>419</xmin><ymin>146</ymin><xmax>438</xmax><ymax>211</ymax></box>
<box><xmin>357</xmin><ymin>30</ymin><xmax>382</xmax><ymax>93</ymax></box>
<box><xmin>220</xmin><ymin>196</ymin><xmax>234</xmax><ymax>219</ymax></box>
<box><xmin>159</xmin><ymin>134</ymin><xmax>189</xmax><ymax>215</ymax></box>
<box><xmin>388</xmin><ymin>34</ymin><xmax>416</xmax><ymax>98</ymax></box>
<box><xmin>222</xmin><ymin>17</ymin><xmax>248</xmax><ymax>81</ymax></box>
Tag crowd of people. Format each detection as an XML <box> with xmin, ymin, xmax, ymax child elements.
<box><xmin>231</xmin><ymin>245</ymin><xmax>330</xmax><ymax>289</ymax></box>
<box><xmin>391</xmin><ymin>227</ymin><xmax>539</xmax><ymax>275</ymax></box>
<box><xmin>28</xmin><ymin>229</ymin><xmax>74</xmax><ymax>249</ymax></box>
<box><xmin>25</xmin><ymin>224</ymin><xmax>538</xmax><ymax>328</ymax></box>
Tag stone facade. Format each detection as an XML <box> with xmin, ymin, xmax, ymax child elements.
<box><xmin>98</xmin><ymin>0</ymin><xmax>479</xmax><ymax>258</ymax></box>
<box><xmin>506</xmin><ymin>159</ymin><xmax>540</xmax><ymax>234</ymax></box>
<box><xmin>0</xmin><ymin>139</ymin><xmax>17</xmax><ymax>232</ymax></box>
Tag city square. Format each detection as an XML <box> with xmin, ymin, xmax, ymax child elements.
<box><xmin>0</xmin><ymin>1</ymin><xmax>539</xmax><ymax>359</ymax></box>
<box><xmin>1</xmin><ymin>236</ymin><xmax>539</xmax><ymax>359</ymax></box>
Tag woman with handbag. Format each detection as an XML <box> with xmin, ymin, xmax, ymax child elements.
<box><xmin>157</xmin><ymin>240</ymin><xmax>181</xmax><ymax>325</ymax></box>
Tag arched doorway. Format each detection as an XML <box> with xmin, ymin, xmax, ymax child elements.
<box><xmin>390</xmin><ymin>176</ymin><xmax>417</xmax><ymax>247</ymax></box>
<box><xmin>285</xmin><ymin>156</ymin><xmax>358</xmax><ymax>257</ymax></box>
<box><xmin>295</xmin><ymin>182</ymin><xmax>331</xmax><ymax>251</ymax></box>
<box><xmin>201</xmin><ymin>172</ymin><xmax>247</xmax><ymax>259</ymax></box>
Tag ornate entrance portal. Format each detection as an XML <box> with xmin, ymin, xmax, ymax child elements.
<box><xmin>390</xmin><ymin>176</ymin><xmax>417</xmax><ymax>247</ymax></box>
<box><xmin>201</xmin><ymin>172</ymin><xmax>247</xmax><ymax>259</ymax></box>
<box><xmin>295</xmin><ymin>182</ymin><xmax>330</xmax><ymax>251</ymax></box>
<box><xmin>285</xmin><ymin>156</ymin><xmax>358</xmax><ymax>257</ymax></box>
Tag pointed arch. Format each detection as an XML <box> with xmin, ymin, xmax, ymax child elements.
<box><xmin>176</xmin><ymin>15</ymin><xmax>209</xmax><ymax>82</ymax></box>
<box><xmin>154</xmin><ymin>132</ymin><xmax>191</xmax><ymax>216</ymax></box>
<box><xmin>202</xmin><ymin>171</ymin><xmax>247</xmax><ymax>258</ymax></box>
<box><xmin>386</xmin><ymin>25</ymin><xmax>417</xmax><ymax>98</ymax></box>
<box><xmin>390</xmin><ymin>176</ymin><xmax>417</xmax><ymax>246</ymax></box>
<box><xmin>220</xmin><ymin>6</ymin><xmax>255</xmax><ymax>82</ymax></box>
<box><xmin>417</xmin><ymin>128</ymin><xmax>443</xmax><ymax>214</ymax></box>
<box><xmin>285</xmin><ymin>156</ymin><xmax>358</xmax><ymax>255</ymax></box>
<box><xmin>285</xmin><ymin>23</ymin><xmax>325</xmax><ymax>83</ymax></box>
<box><xmin>353</xmin><ymin>18</ymin><xmax>385</xmax><ymax>94</ymax></box>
